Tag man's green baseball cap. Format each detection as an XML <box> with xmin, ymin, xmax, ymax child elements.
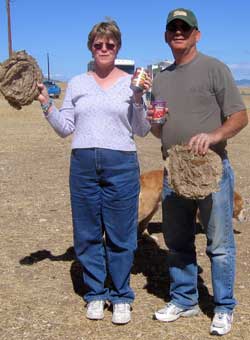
<box><xmin>166</xmin><ymin>8</ymin><xmax>198</xmax><ymax>29</ymax></box>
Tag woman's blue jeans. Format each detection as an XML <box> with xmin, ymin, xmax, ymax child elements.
<box><xmin>69</xmin><ymin>148</ymin><xmax>140</xmax><ymax>304</ymax></box>
<box><xmin>162</xmin><ymin>159</ymin><xmax>236</xmax><ymax>313</ymax></box>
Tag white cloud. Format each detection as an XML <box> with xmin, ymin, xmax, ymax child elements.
<box><xmin>44</xmin><ymin>73</ymin><xmax>67</xmax><ymax>81</ymax></box>
<box><xmin>228</xmin><ymin>62</ymin><xmax>250</xmax><ymax>79</ymax></box>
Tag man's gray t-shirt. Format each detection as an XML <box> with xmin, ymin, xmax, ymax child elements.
<box><xmin>152</xmin><ymin>52</ymin><xmax>246</xmax><ymax>158</ymax></box>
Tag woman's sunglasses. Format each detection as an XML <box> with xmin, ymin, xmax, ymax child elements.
<box><xmin>93</xmin><ymin>42</ymin><xmax>116</xmax><ymax>51</ymax></box>
<box><xmin>167</xmin><ymin>22</ymin><xmax>194</xmax><ymax>33</ymax></box>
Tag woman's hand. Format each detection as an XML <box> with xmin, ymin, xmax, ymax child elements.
<box><xmin>132</xmin><ymin>72</ymin><xmax>152</xmax><ymax>104</ymax></box>
<box><xmin>143</xmin><ymin>72</ymin><xmax>152</xmax><ymax>93</ymax></box>
<box><xmin>37</xmin><ymin>83</ymin><xmax>50</xmax><ymax>105</ymax></box>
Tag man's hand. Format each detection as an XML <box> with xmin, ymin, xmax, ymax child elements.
<box><xmin>147</xmin><ymin>103</ymin><xmax>168</xmax><ymax>123</ymax></box>
<box><xmin>188</xmin><ymin>132</ymin><xmax>220</xmax><ymax>155</ymax></box>
<box><xmin>147</xmin><ymin>103</ymin><xmax>166</xmax><ymax>138</ymax></box>
<box><xmin>188</xmin><ymin>110</ymin><xmax>248</xmax><ymax>155</ymax></box>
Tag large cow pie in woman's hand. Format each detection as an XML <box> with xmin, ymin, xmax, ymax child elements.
<box><xmin>0</xmin><ymin>50</ymin><xmax>43</xmax><ymax>110</ymax></box>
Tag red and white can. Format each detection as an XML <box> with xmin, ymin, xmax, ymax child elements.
<box><xmin>130</xmin><ymin>67</ymin><xmax>147</xmax><ymax>92</ymax></box>
<box><xmin>152</xmin><ymin>99</ymin><xmax>166</xmax><ymax>124</ymax></box>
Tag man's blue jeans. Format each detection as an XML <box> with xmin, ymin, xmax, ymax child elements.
<box><xmin>69</xmin><ymin>148</ymin><xmax>140</xmax><ymax>304</ymax></box>
<box><xmin>162</xmin><ymin>159</ymin><xmax>236</xmax><ymax>313</ymax></box>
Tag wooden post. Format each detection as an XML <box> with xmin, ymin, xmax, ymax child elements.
<box><xmin>47</xmin><ymin>53</ymin><xmax>50</xmax><ymax>81</ymax></box>
<box><xmin>6</xmin><ymin>0</ymin><xmax>13</xmax><ymax>57</ymax></box>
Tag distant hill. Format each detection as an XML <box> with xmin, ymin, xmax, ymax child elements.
<box><xmin>235</xmin><ymin>79</ymin><xmax>250</xmax><ymax>87</ymax></box>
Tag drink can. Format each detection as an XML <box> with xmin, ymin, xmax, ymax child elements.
<box><xmin>130</xmin><ymin>67</ymin><xmax>147</xmax><ymax>92</ymax></box>
<box><xmin>152</xmin><ymin>99</ymin><xmax>166</xmax><ymax>124</ymax></box>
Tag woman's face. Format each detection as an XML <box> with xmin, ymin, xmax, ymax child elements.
<box><xmin>91</xmin><ymin>35</ymin><xmax>118</xmax><ymax>68</ymax></box>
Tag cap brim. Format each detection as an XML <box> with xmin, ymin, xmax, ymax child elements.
<box><xmin>167</xmin><ymin>16</ymin><xmax>196</xmax><ymax>28</ymax></box>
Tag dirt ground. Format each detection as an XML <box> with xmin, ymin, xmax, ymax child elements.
<box><xmin>0</xmin><ymin>85</ymin><xmax>250</xmax><ymax>340</ymax></box>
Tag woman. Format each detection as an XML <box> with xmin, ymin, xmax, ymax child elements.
<box><xmin>37</xmin><ymin>20</ymin><xmax>151</xmax><ymax>324</ymax></box>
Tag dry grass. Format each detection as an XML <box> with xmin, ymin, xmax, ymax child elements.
<box><xmin>239</xmin><ymin>87</ymin><xmax>250</xmax><ymax>109</ymax></box>
<box><xmin>0</xmin><ymin>87</ymin><xmax>250</xmax><ymax>340</ymax></box>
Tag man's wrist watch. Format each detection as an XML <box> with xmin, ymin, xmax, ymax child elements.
<box><xmin>41</xmin><ymin>98</ymin><xmax>53</xmax><ymax>115</ymax></box>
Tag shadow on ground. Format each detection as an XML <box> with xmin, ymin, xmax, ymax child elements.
<box><xmin>19</xmin><ymin>221</ymin><xmax>214</xmax><ymax>317</ymax></box>
<box><xmin>133</xmin><ymin>222</ymin><xmax>214</xmax><ymax>317</ymax></box>
<box><xmin>19</xmin><ymin>246</ymin><xmax>87</xmax><ymax>297</ymax></box>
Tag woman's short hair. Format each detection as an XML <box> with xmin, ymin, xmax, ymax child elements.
<box><xmin>87</xmin><ymin>20</ymin><xmax>122</xmax><ymax>51</ymax></box>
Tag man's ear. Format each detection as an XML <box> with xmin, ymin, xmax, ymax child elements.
<box><xmin>195</xmin><ymin>30</ymin><xmax>201</xmax><ymax>43</ymax></box>
<box><xmin>164</xmin><ymin>31</ymin><xmax>168</xmax><ymax>43</ymax></box>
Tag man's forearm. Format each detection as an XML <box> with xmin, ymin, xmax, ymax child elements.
<box><xmin>150</xmin><ymin>124</ymin><xmax>162</xmax><ymax>138</ymax></box>
<box><xmin>212</xmin><ymin>110</ymin><xmax>248</xmax><ymax>143</ymax></box>
<box><xmin>188</xmin><ymin>109</ymin><xmax>248</xmax><ymax>155</ymax></box>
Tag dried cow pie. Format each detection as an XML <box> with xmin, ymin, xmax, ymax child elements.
<box><xmin>0</xmin><ymin>50</ymin><xmax>43</xmax><ymax>109</ymax></box>
<box><xmin>164</xmin><ymin>145</ymin><xmax>223</xmax><ymax>199</ymax></box>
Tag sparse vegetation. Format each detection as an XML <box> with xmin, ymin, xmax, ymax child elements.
<box><xmin>0</xmin><ymin>87</ymin><xmax>249</xmax><ymax>340</ymax></box>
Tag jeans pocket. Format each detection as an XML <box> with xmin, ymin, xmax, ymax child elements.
<box><xmin>119</xmin><ymin>151</ymin><xmax>139</xmax><ymax>169</ymax></box>
<box><xmin>221</xmin><ymin>159</ymin><xmax>234</xmax><ymax>190</ymax></box>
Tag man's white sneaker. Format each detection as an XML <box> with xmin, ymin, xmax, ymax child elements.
<box><xmin>86</xmin><ymin>300</ymin><xmax>104</xmax><ymax>320</ymax></box>
<box><xmin>210</xmin><ymin>312</ymin><xmax>233</xmax><ymax>336</ymax></box>
<box><xmin>112</xmin><ymin>303</ymin><xmax>131</xmax><ymax>324</ymax></box>
<box><xmin>154</xmin><ymin>302</ymin><xmax>200</xmax><ymax>322</ymax></box>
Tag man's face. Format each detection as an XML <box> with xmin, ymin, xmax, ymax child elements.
<box><xmin>165</xmin><ymin>19</ymin><xmax>200</xmax><ymax>52</ymax></box>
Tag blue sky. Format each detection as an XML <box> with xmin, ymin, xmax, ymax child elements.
<box><xmin>1</xmin><ymin>0</ymin><xmax>250</xmax><ymax>81</ymax></box>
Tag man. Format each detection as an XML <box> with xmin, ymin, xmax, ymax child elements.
<box><xmin>149</xmin><ymin>8</ymin><xmax>248</xmax><ymax>336</ymax></box>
